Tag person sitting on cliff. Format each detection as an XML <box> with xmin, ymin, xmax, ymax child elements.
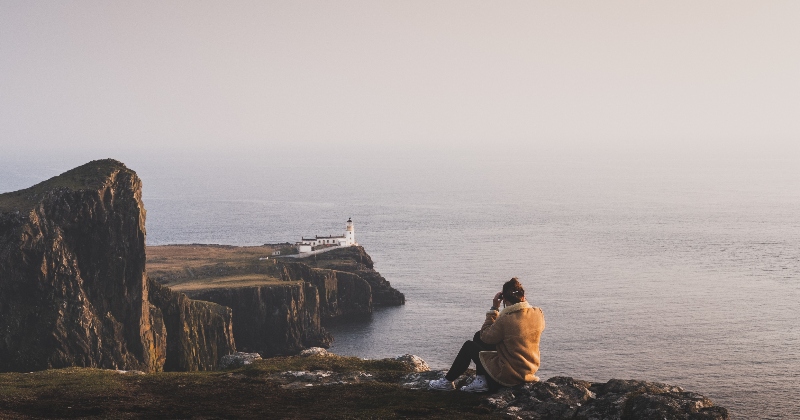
<box><xmin>428</xmin><ymin>277</ymin><xmax>545</xmax><ymax>392</ymax></box>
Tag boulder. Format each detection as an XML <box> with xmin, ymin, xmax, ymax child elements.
<box><xmin>300</xmin><ymin>347</ymin><xmax>331</xmax><ymax>357</ymax></box>
<box><xmin>391</xmin><ymin>354</ymin><xmax>430</xmax><ymax>372</ymax></box>
<box><xmin>219</xmin><ymin>352</ymin><xmax>262</xmax><ymax>369</ymax></box>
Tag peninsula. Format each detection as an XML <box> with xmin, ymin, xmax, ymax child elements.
<box><xmin>147</xmin><ymin>242</ymin><xmax>405</xmax><ymax>356</ymax></box>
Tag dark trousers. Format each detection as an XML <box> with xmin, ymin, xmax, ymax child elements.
<box><xmin>445</xmin><ymin>331</ymin><xmax>500</xmax><ymax>390</ymax></box>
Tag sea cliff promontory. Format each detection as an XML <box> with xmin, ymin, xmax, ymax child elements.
<box><xmin>147</xmin><ymin>244</ymin><xmax>405</xmax><ymax>356</ymax></box>
<box><xmin>0</xmin><ymin>159</ymin><xmax>234</xmax><ymax>372</ymax></box>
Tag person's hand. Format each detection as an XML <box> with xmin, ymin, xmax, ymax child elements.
<box><xmin>493</xmin><ymin>292</ymin><xmax>503</xmax><ymax>309</ymax></box>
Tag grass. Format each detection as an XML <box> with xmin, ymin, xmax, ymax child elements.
<box><xmin>168</xmin><ymin>274</ymin><xmax>296</xmax><ymax>291</ymax></box>
<box><xmin>0</xmin><ymin>159</ymin><xmax>127</xmax><ymax>213</ymax></box>
<box><xmin>147</xmin><ymin>244</ymin><xmax>296</xmax><ymax>291</ymax></box>
<box><xmin>0</xmin><ymin>355</ymin><xmax>499</xmax><ymax>419</ymax></box>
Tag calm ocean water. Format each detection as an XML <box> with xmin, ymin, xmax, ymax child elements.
<box><xmin>2</xmin><ymin>150</ymin><xmax>798</xmax><ymax>419</ymax></box>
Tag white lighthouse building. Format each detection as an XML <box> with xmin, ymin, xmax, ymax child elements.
<box><xmin>295</xmin><ymin>218</ymin><xmax>358</xmax><ymax>254</ymax></box>
<box><xmin>345</xmin><ymin>217</ymin><xmax>355</xmax><ymax>245</ymax></box>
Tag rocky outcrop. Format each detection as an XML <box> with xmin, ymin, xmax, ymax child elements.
<box><xmin>278</xmin><ymin>262</ymin><xmax>372</xmax><ymax>322</ymax></box>
<box><xmin>0</xmin><ymin>159</ymin><xmax>234</xmax><ymax>372</ymax></box>
<box><xmin>481</xmin><ymin>377</ymin><xmax>729</xmax><ymax>419</ymax></box>
<box><xmin>294</xmin><ymin>246</ymin><xmax>404</xmax><ymax>306</ymax></box>
<box><xmin>0</xmin><ymin>160</ymin><xmax>161</xmax><ymax>372</ymax></box>
<box><xmin>186</xmin><ymin>282</ymin><xmax>332</xmax><ymax>356</ymax></box>
<box><xmin>219</xmin><ymin>351</ymin><xmax>262</xmax><ymax>369</ymax></box>
<box><xmin>401</xmin><ymin>370</ymin><xmax>729</xmax><ymax>419</ymax></box>
<box><xmin>147</xmin><ymin>280</ymin><xmax>235</xmax><ymax>371</ymax></box>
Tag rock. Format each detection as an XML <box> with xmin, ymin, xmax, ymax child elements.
<box><xmin>0</xmin><ymin>160</ymin><xmax>162</xmax><ymax>372</ymax></box>
<box><xmin>0</xmin><ymin>159</ymin><xmax>236</xmax><ymax>373</ymax></box>
<box><xmin>294</xmin><ymin>246</ymin><xmax>405</xmax><ymax>306</ymax></box>
<box><xmin>186</xmin><ymin>283</ymin><xmax>332</xmax><ymax>357</ymax></box>
<box><xmin>391</xmin><ymin>354</ymin><xmax>430</xmax><ymax>372</ymax></box>
<box><xmin>486</xmin><ymin>377</ymin><xmax>729</xmax><ymax>419</ymax></box>
<box><xmin>219</xmin><ymin>352</ymin><xmax>262</xmax><ymax>369</ymax></box>
<box><xmin>401</xmin><ymin>370</ymin><xmax>444</xmax><ymax>389</ymax></box>
<box><xmin>300</xmin><ymin>347</ymin><xmax>330</xmax><ymax>357</ymax></box>
<box><xmin>148</xmin><ymin>280</ymin><xmax>235</xmax><ymax>371</ymax></box>
<box><xmin>113</xmin><ymin>370</ymin><xmax>145</xmax><ymax>375</ymax></box>
<box><xmin>283</xmin><ymin>370</ymin><xmax>334</xmax><ymax>382</ymax></box>
<box><xmin>278</xmin><ymin>262</ymin><xmax>373</xmax><ymax>322</ymax></box>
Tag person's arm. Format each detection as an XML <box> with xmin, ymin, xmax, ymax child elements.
<box><xmin>480</xmin><ymin>292</ymin><xmax>504</xmax><ymax>344</ymax></box>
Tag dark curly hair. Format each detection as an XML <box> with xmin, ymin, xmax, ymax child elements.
<box><xmin>502</xmin><ymin>277</ymin><xmax>525</xmax><ymax>304</ymax></box>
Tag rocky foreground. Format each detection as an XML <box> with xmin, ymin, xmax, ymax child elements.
<box><xmin>0</xmin><ymin>350</ymin><xmax>728</xmax><ymax>419</ymax></box>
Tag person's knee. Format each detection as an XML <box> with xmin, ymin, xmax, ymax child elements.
<box><xmin>472</xmin><ymin>331</ymin><xmax>482</xmax><ymax>342</ymax></box>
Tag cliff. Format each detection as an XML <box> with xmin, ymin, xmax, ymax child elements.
<box><xmin>149</xmin><ymin>244</ymin><xmax>400</xmax><ymax>357</ymax></box>
<box><xmin>293</xmin><ymin>245</ymin><xmax>405</xmax><ymax>306</ymax></box>
<box><xmin>148</xmin><ymin>279</ymin><xmax>235</xmax><ymax>371</ymax></box>
<box><xmin>278</xmin><ymin>261</ymin><xmax>373</xmax><ymax>322</ymax></box>
<box><xmin>0</xmin><ymin>159</ymin><xmax>234</xmax><ymax>372</ymax></box>
<box><xmin>186</xmin><ymin>282</ymin><xmax>332</xmax><ymax>356</ymax></box>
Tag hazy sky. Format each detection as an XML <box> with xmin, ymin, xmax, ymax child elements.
<box><xmin>1</xmin><ymin>1</ymin><xmax>799</xmax><ymax>160</ymax></box>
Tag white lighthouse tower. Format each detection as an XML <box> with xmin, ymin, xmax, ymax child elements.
<box><xmin>345</xmin><ymin>218</ymin><xmax>356</xmax><ymax>246</ymax></box>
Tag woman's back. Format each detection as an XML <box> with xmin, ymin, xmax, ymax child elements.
<box><xmin>480</xmin><ymin>303</ymin><xmax>545</xmax><ymax>386</ymax></box>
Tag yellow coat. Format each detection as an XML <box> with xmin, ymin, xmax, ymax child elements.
<box><xmin>478</xmin><ymin>301</ymin><xmax>545</xmax><ymax>387</ymax></box>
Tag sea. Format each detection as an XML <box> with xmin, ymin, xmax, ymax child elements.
<box><xmin>1</xmin><ymin>147</ymin><xmax>798</xmax><ymax>419</ymax></box>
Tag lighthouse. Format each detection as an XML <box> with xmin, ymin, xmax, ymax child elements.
<box><xmin>295</xmin><ymin>218</ymin><xmax>358</xmax><ymax>254</ymax></box>
<box><xmin>345</xmin><ymin>218</ymin><xmax>356</xmax><ymax>246</ymax></box>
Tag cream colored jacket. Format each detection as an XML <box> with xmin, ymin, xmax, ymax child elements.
<box><xmin>478</xmin><ymin>301</ymin><xmax>545</xmax><ymax>387</ymax></box>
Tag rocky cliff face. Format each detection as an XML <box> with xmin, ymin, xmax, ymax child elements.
<box><xmin>181</xmin><ymin>251</ymin><xmax>394</xmax><ymax>356</ymax></box>
<box><xmin>278</xmin><ymin>261</ymin><xmax>372</xmax><ymax>322</ymax></box>
<box><xmin>148</xmin><ymin>280</ymin><xmax>235</xmax><ymax>371</ymax></box>
<box><xmin>186</xmin><ymin>282</ymin><xmax>332</xmax><ymax>356</ymax></box>
<box><xmin>0</xmin><ymin>159</ymin><xmax>234</xmax><ymax>372</ymax></box>
<box><xmin>294</xmin><ymin>246</ymin><xmax>405</xmax><ymax>306</ymax></box>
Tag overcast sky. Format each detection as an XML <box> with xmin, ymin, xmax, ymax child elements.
<box><xmin>1</xmin><ymin>1</ymin><xmax>799</xmax><ymax>161</ymax></box>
